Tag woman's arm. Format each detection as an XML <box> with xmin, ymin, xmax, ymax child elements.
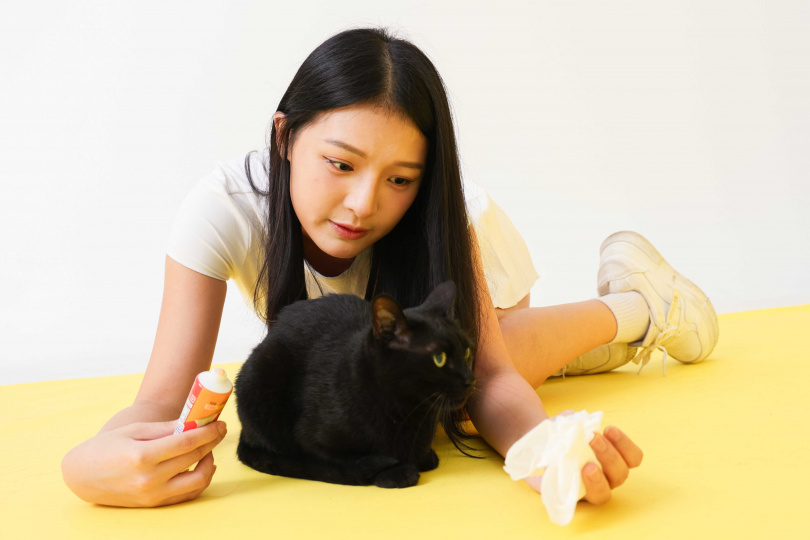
<box><xmin>132</xmin><ymin>255</ymin><xmax>229</xmax><ymax>415</ymax></box>
<box><xmin>464</xmin><ymin>227</ymin><xmax>643</xmax><ymax>504</ymax></box>
<box><xmin>61</xmin><ymin>255</ymin><xmax>230</xmax><ymax>507</ymax></box>
<box><xmin>101</xmin><ymin>254</ymin><xmax>229</xmax><ymax>431</ymax></box>
<box><xmin>464</xmin><ymin>225</ymin><xmax>550</xmax><ymax>455</ymax></box>
<box><xmin>464</xmin><ymin>276</ymin><xmax>550</xmax><ymax>457</ymax></box>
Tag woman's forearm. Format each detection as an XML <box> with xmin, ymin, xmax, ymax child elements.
<box><xmin>464</xmin><ymin>225</ymin><xmax>549</xmax><ymax>457</ymax></box>
<box><xmin>466</xmin><ymin>368</ymin><xmax>549</xmax><ymax>458</ymax></box>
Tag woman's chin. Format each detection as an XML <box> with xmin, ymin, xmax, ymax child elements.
<box><xmin>320</xmin><ymin>238</ymin><xmax>372</xmax><ymax>259</ymax></box>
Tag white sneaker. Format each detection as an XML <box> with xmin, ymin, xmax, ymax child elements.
<box><xmin>597</xmin><ymin>231</ymin><xmax>720</xmax><ymax>375</ymax></box>
<box><xmin>551</xmin><ymin>342</ymin><xmax>639</xmax><ymax>377</ymax></box>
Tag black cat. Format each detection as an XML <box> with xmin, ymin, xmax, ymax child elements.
<box><xmin>234</xmin><ymin>280</ymin><xmax>477</xmax><ymax>488</ymax></box>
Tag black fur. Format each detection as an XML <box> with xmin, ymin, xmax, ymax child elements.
<box><xmin>234</xmin><ymin>281</ymin><xmax>477</xmax><ymax>488</ymax></box>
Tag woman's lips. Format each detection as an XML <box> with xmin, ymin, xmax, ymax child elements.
<box><xmin>330</xmin><ymin>221</ymin><xmax>369</xmax><ymax>240</ymax></box>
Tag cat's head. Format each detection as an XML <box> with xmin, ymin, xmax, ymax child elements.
<box><xmin>369</xmin><ymin>281</ymin><xmax>476</xmax><ymax>410</ymax></box>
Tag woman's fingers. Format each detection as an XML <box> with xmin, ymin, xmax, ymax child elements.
<box><xmin>122</xmin><ymin>420</ymin><xmax>227</xmax><ymax>487</ymax></box>
<box><xmin>588</xmin><ymin>431</ymin><xmax>629</xmax><ymax>489</ymax></box>
<box><xmin>581</xmin><ymin>462</ymin><xmax>611</xmax><ymax>505</ymax></box>
<box><xmin>604</xmin><ymin>425</ymin><xmax>643</xmax><ymax>469</ymax></box>
<box><xmin>144</xmin><ymin>421</ymin><xmax>227</xmax><ymax>464</ymax></box>
<box><xmin>157</xmin><ymin>452</ymin><xmax>218</xmax><ymax>507</ymax></box>
<box><xmin>581</xmin><ymin>425</ymin><xmax>643</xmax><ymax>506</ymax></box>
<box><xmin>155</xmin><ymin>423</ymin><xmax>228</xmax><ymax>477</ymax></box>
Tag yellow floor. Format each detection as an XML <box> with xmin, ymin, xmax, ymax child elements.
<box><xmin>3</xmin><ymin>305</ymin><xmax>809</xmax><ymax>539</ymax></box>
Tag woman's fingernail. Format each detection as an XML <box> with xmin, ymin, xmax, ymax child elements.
<box><xmin>591</xmin><ymin>434</ymin><xmax>607</xmax><ymax>452</ymax></box>
<box><xmin>606</xmin><ymin>426</ymin><xmax>622</xmax><ymax>442</ymax></box>
<box><xmin>585</xmin><ymin>463</ymin><xmax>598</xmax><ymax>477</ymax></box>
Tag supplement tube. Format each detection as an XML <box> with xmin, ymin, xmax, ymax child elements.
<box><xmin>174</xmin><ymin>368</ymin><xmax>233</xmax><ymax>434</ymax></box>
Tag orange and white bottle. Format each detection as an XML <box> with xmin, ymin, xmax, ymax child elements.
<box><xmin>174</xmin><ymin>368</ymin><xmax>233</xmax><ymax>434</ymax></box>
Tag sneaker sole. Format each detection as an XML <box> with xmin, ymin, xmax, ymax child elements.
<box><xmin>597</xmin><ymin>231</ymin><xmax>720</xmax><ymax>363</ymax></box>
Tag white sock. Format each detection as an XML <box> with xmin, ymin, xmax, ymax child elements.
<box><xmin>596</xmin><ymin>291</ymin><xmax>651</xmax><ymax>344</ymax></box>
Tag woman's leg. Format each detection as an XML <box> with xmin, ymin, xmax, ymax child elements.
<box><xmin>493</xmin><ymin>230</ymin><xmax>720</xmax><ymax>389</ymax></box>
<box><xmin>496</xmin><ymin>299</ymin><xmax>618</xmax><ymax>388</ymax></box>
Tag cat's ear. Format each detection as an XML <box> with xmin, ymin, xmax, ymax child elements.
<box><xmin>421</xmin><ymin>281</ymin><xmax>456</xmax><ymax>317</ymax></box>
<box><xmin>372</xmin><ymin>294</ymin><xmax>412</xmax><ymax>345</ymax></box>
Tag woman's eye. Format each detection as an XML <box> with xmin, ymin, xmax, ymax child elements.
<box><xmin>325</xmin><ymin>158</ymin><xmax>413</xmax><ymax>185</ymax></box>
<box><xmin>325</xmin><ymin>158</ymin><xmax>352</xmax><ymax>172</ymax></box>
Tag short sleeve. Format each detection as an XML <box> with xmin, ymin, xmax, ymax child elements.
<box><xmin>165</xmin><ymin>173</ymin><xmax>252</xmax><ymax>282</ymax></box>
<box><xmin>472</xmin><ymin>197</ymin><xmax>540</xmax><ymax>309</ymax></box>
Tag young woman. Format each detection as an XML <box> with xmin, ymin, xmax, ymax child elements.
<box><xmin>61</xmin><ymin>27</ymin><xmax>718</xmax><ymax>508</ymax></box>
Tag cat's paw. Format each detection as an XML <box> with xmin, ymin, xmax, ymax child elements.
<box><xmin>417</xmin><ymin>449</ymin><xmax>439</xmax><ymax>472</ymax></box>
<box><xmin>354</xmin><ymin>455</ymin><xmax>401</xmax><ymax>483</ymax></box>
<box><xmin>373</xmin><ymin>463</ymin><xmax>420</xmax><ymax>489</ymax></box>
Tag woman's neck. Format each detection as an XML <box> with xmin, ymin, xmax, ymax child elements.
<box><xmin>302</xmin><ymin>237</ymin><xmax>355</xmax><ymax>277</ymax></box>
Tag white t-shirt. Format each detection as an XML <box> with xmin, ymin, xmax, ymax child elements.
<box><xmin>166</xmin><ymin>150</ymin><xmax>538</xmax><ymax>320</ymax></box>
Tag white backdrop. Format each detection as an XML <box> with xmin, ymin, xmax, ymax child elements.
<box><xmin>1</xmin><ymin>1</ymin><xmax>807</xmax><ymax>384</ymax></box>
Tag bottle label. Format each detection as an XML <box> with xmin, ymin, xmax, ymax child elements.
<box><xmin>174</xmin><ymin>373</ymin><xmax>232</xmax><ymax>434</ymax></box>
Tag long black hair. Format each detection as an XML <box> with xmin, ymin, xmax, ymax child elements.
<box><xmin>244</xmin><ymin>26</ymin><xmax>485</xmax><ymax>457</ymax></box>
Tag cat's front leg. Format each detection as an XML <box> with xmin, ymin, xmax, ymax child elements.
<box><xmin>353</xmin><ymin>454</ymin><xmax>400</xmax><ymax>483</ymax></box>
<box><xmin>373</xmin><ymin>462</ymin><xmax>420</xmax><ymax>489</ymax></box>
<box><xmin>417</xmin><ymin>448</ymin><xmax>439</xmax><ymax>472</ymax></box>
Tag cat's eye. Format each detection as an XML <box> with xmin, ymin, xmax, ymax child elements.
<box><xmin>464</xmin><ymin>348</ymin><xmax>471</xmax><ymax>361</ymax></box>
<box><xmin>433</xmin><ymin>352</ymin><xmax>446</xmax><ymax>368</ymax></box>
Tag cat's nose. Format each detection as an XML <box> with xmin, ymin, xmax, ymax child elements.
<box><xmin>463</xmin><ymin>372</ymin><xmax>476</xmax><ymax>387</ymax></box>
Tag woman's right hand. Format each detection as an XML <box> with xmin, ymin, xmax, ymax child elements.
<box><xmin>61</xmin><ymin>419</ymin><xmax>227</xmax><ymax>508</ymax></box>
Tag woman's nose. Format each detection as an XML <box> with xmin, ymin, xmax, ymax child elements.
<box><xmin>344</xmin><ymin>176</ymin><xmax>378</xmax><ymax>219</ymax></box>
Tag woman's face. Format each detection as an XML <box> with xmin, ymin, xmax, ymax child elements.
<box><xmin>276</xmin><ymin>103</ymin><xmax>428</xmax><ymax>276</ymax></box>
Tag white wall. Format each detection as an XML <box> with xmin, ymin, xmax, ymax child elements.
<box><xmin>1</xmin><ymin>0</ymin><xmax>807</xmax><ymax>385</ymax></box>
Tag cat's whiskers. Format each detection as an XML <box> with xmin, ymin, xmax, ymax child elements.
<box><xmin>390</xmin><ymin>391</ymin><xmax>437</xmax><ymax>459</ymax></box>
<box><xmin>406</xmin><ymin>392</ymin><xmax>445</xmax><ymax>461</ymax></box>
<box><xmin>396</xmin><ymin>391</ymin><xmax>441</xmax><ymax>436</ymax></box>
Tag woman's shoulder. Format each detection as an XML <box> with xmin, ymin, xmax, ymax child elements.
<box><xmin>208</xmin><ymin>148</ymin><xmax>270</xmax><ymax>196</ymax></box>
<box><xmin>165</xmin><ymin>150</ymin><xmax>270</xmax><ymax>281</ymax></box>
<box><xmin>199</xmin><ymin>149</ymin><xmax>270</xmax><ymax>233</ymax></box>
<box><xmin>461</xmin><ymin>177</ymin><xmax>491</xmax><ymax>224</ymax></box>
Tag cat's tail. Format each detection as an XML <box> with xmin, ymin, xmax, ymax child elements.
<box><xmin>237</xmin><ymin>433</ymin><xmax>417</xmax><ymax>487</ymax></box>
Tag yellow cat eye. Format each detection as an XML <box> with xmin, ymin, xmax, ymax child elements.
<box><xmin>433</xmin><ymin>352</ymin><xmax>447</xmax><ymax>368</ymax></box>
<box><xmin>464</xmin><ymin>348</ymin><xmax>471</xmax><ymax>361</ymax></box>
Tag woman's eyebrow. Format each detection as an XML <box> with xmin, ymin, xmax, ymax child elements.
<box><xmin>323</xmin><ymin>138</ymin><xmax>424</xmax><ymax>170</ymax></box>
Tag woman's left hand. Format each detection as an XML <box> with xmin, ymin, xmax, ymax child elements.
<box><xmin>581</xmin><ymin>424</ymin><xmax>644</xmax><ymax>504</ymax></box>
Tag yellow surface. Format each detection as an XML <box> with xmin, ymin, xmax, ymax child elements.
<box><xmin>3</xmin><ymin>305</ymin><xmax>810</xmax><ymax>538</ymax></box>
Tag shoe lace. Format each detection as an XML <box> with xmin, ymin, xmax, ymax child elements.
<box><xmin>631</xmin><ymin>289</ymin><xmax>682</xmax><ymax>376</ymax></box>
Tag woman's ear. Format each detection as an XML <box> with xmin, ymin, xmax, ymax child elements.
<box><xmin>273</xmin><ymin>111</ymin><xmax>289</xmax><ymax>159</ymax></box>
